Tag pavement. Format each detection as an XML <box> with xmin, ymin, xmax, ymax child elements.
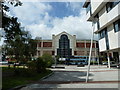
<box><xmin>20</xmin><ymin>65</ymin><xmax>120</xmax><ymax>90</ymax></box>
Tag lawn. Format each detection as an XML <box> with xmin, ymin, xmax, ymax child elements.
<box><xmin>2</xmin><ymin>67</ymin><xmax>52</xmax><ymax>90</ymax></box>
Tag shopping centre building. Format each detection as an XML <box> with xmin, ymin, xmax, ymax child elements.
<box><xmin>35</xmin><ymin>31</ymin><xmax>99</xmax><ymax>61</ymax></box>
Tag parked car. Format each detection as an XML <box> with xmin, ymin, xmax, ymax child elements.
<box><xmin>102</xmin><ymin>61</ymin><xmax>115</xmax><ymax>65</ymax></box>
<box><xmin>107</xmin><ymin>63</ymin><xmax>120</xmax><ymax>69</ymax></box>
<box><xmin>69</xmin><ymin>62</ymin><xmax>76</xmax><ymax>65</ymax></box>
<box><xmin>14</xmin><ymin>62</ymin><xmax>21</xmax><ymax>66</ymax></box>
<box><xmin>0</xmin><ymin>61</ymin><xmax>8</xmax><ymax>65</ymax></box>
<box><xmin>102</xmin><ymin>62</ymin><xmax>108</xmax><ymax>65</ymax></box>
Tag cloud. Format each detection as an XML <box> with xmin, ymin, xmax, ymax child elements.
<box><xmin>8</xmin><ymin>2</ymin><xmax>98</xmax><ymax>40</ymax></box>
<box><xmin>50</xmin><ymin>9</ymin><xmax>93</xmax><ymax>39</ymax></box>
<box><xmin>9</xmin><ymin>2</ymin><xmax>52</xmax><ymax>26</ymax></box>
<box><xmin>26</xmin><ymin>9</ymin><xmax>94</xmax><ymax>40</ymax></box>
<box><xmin>66</xmin><ymin>2</ymin><xmax>83</xmax><ymax>12</ymax></box>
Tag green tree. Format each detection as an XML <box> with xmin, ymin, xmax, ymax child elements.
<box><xmin>2</xmin><ymin>0</ymin><xmax>37</xmax><ymax>67</ymax></box>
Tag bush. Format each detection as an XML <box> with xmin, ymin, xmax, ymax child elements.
<box><xmin>36</xmin><ymin>57</ymin><xmax>46</xmax><ymax>73</ymax></box>
<box><xmin>42</xmin><ymin>53</ymin><xmax>53</xmax><ymax>68</ymax></box>
<box><xmin>26</xmin><ymin>61</ymin><xmax>36</xmax><ymax>70</ymax></box>
<box><xmin>26</xmin><ymin>54</ymin><xmax>53</xmax><ymax>73</ymax></box>
<box><xmin>26</xmin><ymin>57</ymin><xmax>47</xmax><ymax>73</ymax></box>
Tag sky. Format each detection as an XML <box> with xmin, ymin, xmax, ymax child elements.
<box><xmin>1</xmin><ymin>1</ymin><xmax>98</xmax><ymax>46</ymax></box>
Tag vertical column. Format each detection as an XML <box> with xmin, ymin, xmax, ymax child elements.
<box><xmin>119</xmin><ymin>50</ymin><xmax>120</xmax><ymax>63</ymax></box>
<box><xmin>107</xmin><ymin>52</ymin><xmax>111</xmax><ymax>69</ymax></box>
<box><xmin>85</xmin><ymin>40</ymin><xmax>87</xmax><ymax>56</ymax></box>
<box><xmin>41</xmin><ymin>39</ymin><xmax>43</xmax><ymax>56</ymax></box>
<box><xmin>95</xmin><ymin>41</ymin><xmax>97</xmax><ymax>58</ymax></box>
<box><xmin>36</xmin><ymin>42</ymin><xmax>39</xmax><ymax>58</ymax></box>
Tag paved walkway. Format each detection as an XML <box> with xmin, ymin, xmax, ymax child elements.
<box><xmin>20</xmin><ymin>65</ymin><xmax>120</xmax><ymax>89</ymax></box>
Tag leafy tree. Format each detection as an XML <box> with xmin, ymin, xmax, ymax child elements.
<box><xmin>1</xmin><ymin>0</ymin><xmax>37</xmax><ymax>67</ymax></box>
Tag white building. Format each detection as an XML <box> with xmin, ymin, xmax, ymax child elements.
<box><xmin>83</xmin><ymin>0</ymin><xmax>120</xmax><ymax>65</ymax></box>
<box><xmin>35</xmin><ymin>31</ymin><xmax>99</xmax><ymax>63</ymax></box>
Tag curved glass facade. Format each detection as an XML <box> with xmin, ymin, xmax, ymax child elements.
<box><xmin>57</xmin><ymin>34</ymin><xmax>72</xmax><ymax>58</ymax></box>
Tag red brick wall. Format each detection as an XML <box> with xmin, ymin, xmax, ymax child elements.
<box><xmin>86</xmin><ymin>43</ymin><xmax>91</xmax><ymax>48</ymax></box>
<box><xmin>43</xmin><ymin>42</ymin><xmax>52</xmax><ymax>47</ymax></box>
<box><xmin>92</xmin><ymin>43</ymin><xmax>95</xmax><ymax>48</ymax></box>
<box><xmin>76</xmin><ymin>43</ymin><xmax>85</xmax><ymax>48</ymax></box>
<box><xmin>38</xmin><ymin>42</ymin><xmax>41</xmax><ymax>47</ymax></box>
<box><xmin>86</xmin><ymin>43</ymin><xmax>95</xmax><ymax>48</ymax></box>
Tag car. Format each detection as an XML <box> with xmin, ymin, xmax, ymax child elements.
<box><xmin>102</xmin><ymin>62</ymin><xmax>108</xmax><ymax>65</ymax></box>
<box><xmin>14</xmin><ymin>62</ymin><xmax>21</xmax><ymax>66</ymax></box>
<box><xmin>0</xmin><ymin>61</ymin><xmax>8</xmax><ymax>65</ymax></box>
<box><xmin>69</xmin><ymin>62</ymin><xmax>76</xmax><ymax>65</ymax></box>
<box><xmin>116</xmin><ymin>64</ymin><xmax>120</xmax><ymax>68</ymax></box>
<box><xmin>107</xmin><ymin>63</ymin><xmax>120</xmax><ymax>69</ymax></box>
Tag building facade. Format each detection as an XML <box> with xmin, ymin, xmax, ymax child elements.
<box><xmin>36</xmin><ymin>31</ymin><xmax>99</xmax><ymax>60</ymax></box>
<box><xmin>83</xmin><ymin>0</ymin><xmax>120</xmax><ymax>64</ymax></box>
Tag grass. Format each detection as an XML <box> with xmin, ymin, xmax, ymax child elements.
<box><xmin>2</xmin><ymin>67</ymin><xmax>52</xmax><ymax>90</ymax></box>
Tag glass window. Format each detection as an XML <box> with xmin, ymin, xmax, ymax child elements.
<box><xmin>106</xmin><ymin>1</ymin><xmax>120</xmax><ymax>13</ymax></box>
<box><xmin>57</xmin><ymin>34</ymin><xmax>72</xmax><ymax>58</ymax></box>
<box><xmin>114</xmin><ymin>19</ymin><xmax>120</xmax><ymax>32</ymax></box>
<box><xmin>98</xmin><ymin>28</ymin><xmax>106</xmax><ymax>39</ymax></box>
<box><xmin>86</xmin><ymin>3</ymin><xmax>91</xmax><ymax>15</ymax></box>
<box><xmin>94</xmin><ymin>14</ymin><xmax>100</xmax><ymax>29</ymax></box>
<box><xmin>106</xmin><ymin>2</ymin><xmax>113</xmax><ymax>12</ymax></box>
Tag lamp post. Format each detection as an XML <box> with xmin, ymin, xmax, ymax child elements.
<box><xmin>86</xmin><ymin>21</ymin><xmax>95</xmax><ymax>83</ymax></box>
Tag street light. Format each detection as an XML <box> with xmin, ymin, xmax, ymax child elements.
<box><xmin>86</xmin><ymin>19</ymin><xmax>96</xmax><ymax>83</ymax></box>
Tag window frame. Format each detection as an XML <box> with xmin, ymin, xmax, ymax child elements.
<box><xmin>106</xmin><ymin>1</ymin><xmax>120</xmax><ymax>13</ymax></box>
<box><xmin>98</xmin><ymin>28</ymin><xmax>107</xmax><ymax>39</ymax></box>
<box><xmin>113</xmin><ymin>19</ymin><xmax>120</xmax><ymax>33</ymax></box>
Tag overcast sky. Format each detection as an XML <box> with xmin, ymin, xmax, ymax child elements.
<box><xmin>1</xmin><ymin>1</ymin><xmax>98</xmax><ymax>46</ymax></box>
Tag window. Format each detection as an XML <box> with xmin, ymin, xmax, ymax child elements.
<box><xmin>98</xmin><ymin>28</ymin><xmax>107</xmax><ymax>39</ymax></box>
<box><xmin>106</xmin><ymin>2</ymin><xmax>113</xmax><ymax>12</ymax></box>
<box><xmin>86</xmin><ymin>2</ymin><xmax>91</xmax><ymax>15</ymax></box>
<box><xmin>105</xmin><ymin>29</ymin><xmax>109</xmax><ymax>50</ymax></box>
<box><xmin>106</xmin><ymin>1</ymin><xmax>120</xmax><ymax>13</ymax></box>
<box><xmin>94</xmin><ymin>14</ymin><xmax>100</xmax><ymax>29</ymax></box>
<box><xmin>43</xmin><ymin>42</ymin><xmax>52</xmax><ymax>47</ymax></box>
<box><xmin>114</xmin><ymin>19</ymin><xmax>120</xmax><ymax>32</ymax></box>
<box><xmin>57</xmin><ymin>34</ymin><xmax>72</xmax><ymax>58</ymax></box>
<box><xmin>76</xmin><ymin>43</ymin><xmax>85</xmax><ymax>48</ymax></box>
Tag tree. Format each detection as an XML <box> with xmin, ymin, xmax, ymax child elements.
<box><xmin>2</xmin><ymin>0</ymin><xmax>37</xmax><ymax>68</ymax></box>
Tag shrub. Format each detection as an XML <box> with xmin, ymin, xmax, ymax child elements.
<box><xmin>42</xmin><ymin>53</ymin><xmax>53</xmax><ymax>68</ymax></box>
<box><xmin>36</xmin><ymin>57</ymin><xmax>46</xmax><ymax>73</ymax></box>
<box><xmin>26</xmin><ymin>61</ymin><xmax>36</xmax><ymax>70</ymax></box>
<box><xmin>26</xmin><ymin>54</ymin><xmax>53</xmax><ymax>73</ymax></box>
